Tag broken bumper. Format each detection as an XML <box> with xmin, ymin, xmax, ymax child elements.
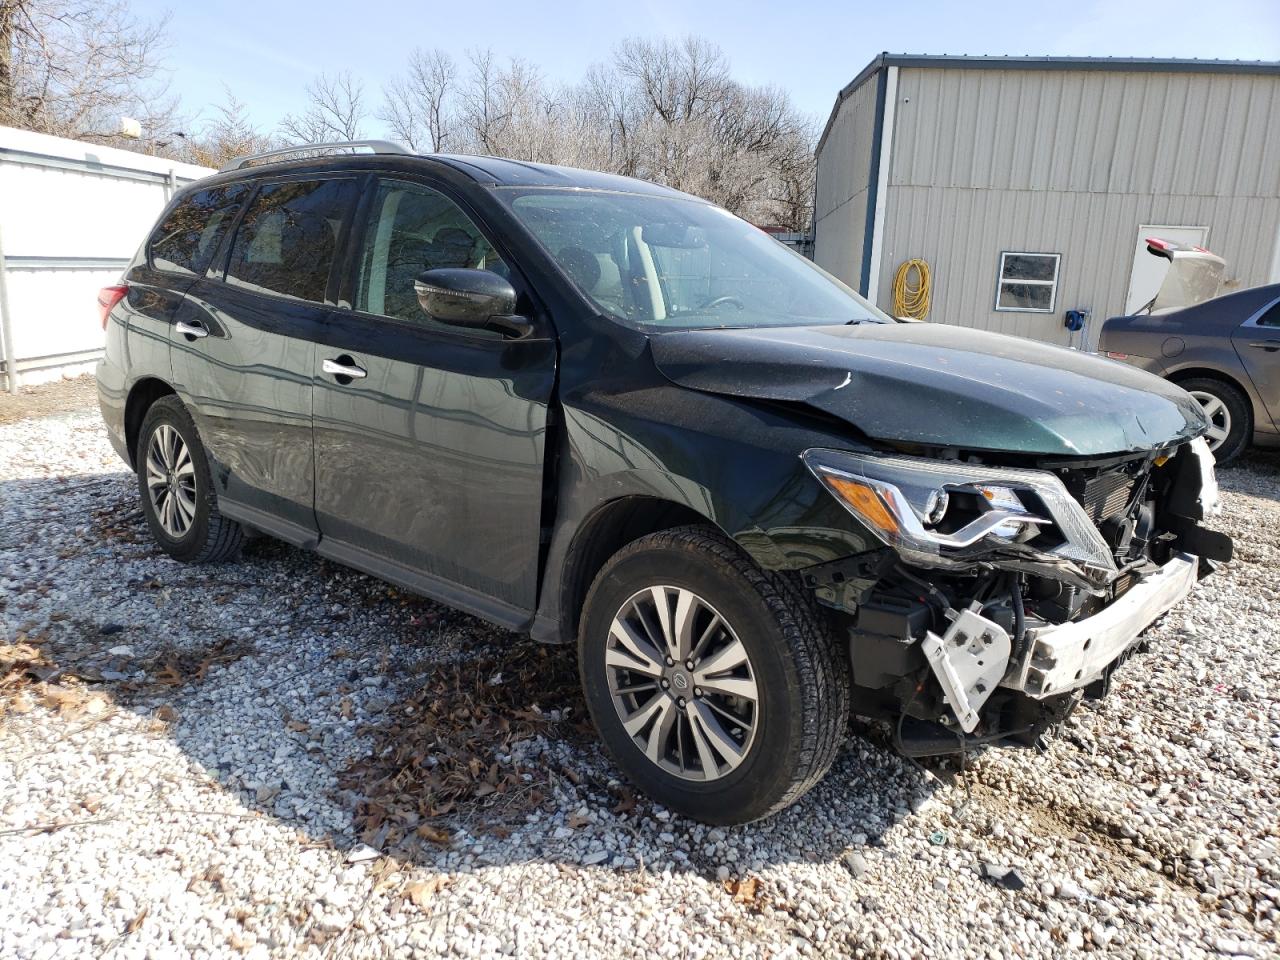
<box><xmin>1004</xmin><ymin>551</ymin><xmax>1198</xmax><ymax>699</ymax></box>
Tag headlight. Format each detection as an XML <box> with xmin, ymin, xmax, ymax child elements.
<box><xmin>802</xmin><ymin>449</ymin><xmax>1117</xmax><ymax>583</ymax></box>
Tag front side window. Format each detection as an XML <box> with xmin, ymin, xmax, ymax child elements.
<box><xmin>223</xmin><ymin>178</ymin><xmax>357</xmax><ymax>303</ymax></box>
<box><xmin>995</xmin><ymin>252</ymin><xmax>1061</xmax><ymax>313</ymax></box>
<box><xmin>355</xmin><ymin>179</ymin><xmax>507</xmax><ymax>324</ymax></box>
<box><xmin>501</xmin><ymin>188</ymin><xmax>884</xmax><ymax>331</ymax></box>
<box><xmin>148</xmin><ymin>183</ymin><xmax>249</xmax><ymax>276</ymax></box>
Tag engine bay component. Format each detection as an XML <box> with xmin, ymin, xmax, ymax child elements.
<box><xmin>921</xmin><ymin>604</ymin><xmax>1012</xmax><ymax>733</ymax></box>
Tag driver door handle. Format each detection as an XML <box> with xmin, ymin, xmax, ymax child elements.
<box><xmin>175</xmin><ymin>319</ymin><xmax>208</xmax><ymax>339</ymax></box>
<box><xmin>1248</xmin><ymin>340</ymin><xmax>1280</xmax><ymax>351</ymax></box>
<box><xmin>322</xmin><ymin>357</ymin><xmax>367</xmax><ymax>379</ymax></box>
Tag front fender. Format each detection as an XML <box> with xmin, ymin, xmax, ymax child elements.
<box><xmin>532</xmin><ymin>387</ymin><xmax>880</xmax><ymax>641</ymax></box>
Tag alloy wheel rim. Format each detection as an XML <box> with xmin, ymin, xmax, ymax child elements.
<box><xmin>145</xmin><ymin>424</ymin><xmax>197</xmax><ymax>539</ymax></box>
<box><xmin>605</xmin><ymin>586</ymin><xmax>759</xmax><ymax>781</ymax></box>
<box><xmin>1188</xmin><ymin>390</ymin><xmax>1231</xmax><ymax>451</ymax></box>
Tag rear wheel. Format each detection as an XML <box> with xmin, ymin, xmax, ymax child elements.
<box><xmin>136</xmin><ymin>396</ymin><xmax>244</xmax><ymax>563</ymax></box>
<box><xmin>1181</xmin><ymin>377</ymin><xmax>1251</xmax><ymax>463</ymax></box>
<box><xmin>578</xmin><ymin>526</ymin><xmax>848</xmax><ymax>824</ymax></box>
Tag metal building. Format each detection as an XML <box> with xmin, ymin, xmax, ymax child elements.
<box><xmin>813</xmin><ymin>55</ymin><xmax>1280</xmax><ymax>348</ymax></box>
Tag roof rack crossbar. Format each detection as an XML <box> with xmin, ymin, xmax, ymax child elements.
<box><xmin>220</xmin><ymin>139</ymin><xmax>411</xmax><ymax>172</ymax></box>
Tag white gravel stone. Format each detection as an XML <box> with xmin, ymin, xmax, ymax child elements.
<box><xmin>1</xmin><ymin>406</ymin><xmax>1277</xmax><ymax>959</ymax></box>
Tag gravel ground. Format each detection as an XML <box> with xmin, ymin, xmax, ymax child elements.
<box><xmin>1</xmin><ymin>398</ymin><xmax>1278</xmax><ymax>960</ymax></box>
<box><xmin>0</xmin><ymin>375</ymin><xmax>98</xmax><ymax>424</ymax></box>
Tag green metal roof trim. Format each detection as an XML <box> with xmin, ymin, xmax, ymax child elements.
<box><xmin>816</xmin><ymin>53</ymin><xmax>1280</xmax><ymax>158</ymax></box>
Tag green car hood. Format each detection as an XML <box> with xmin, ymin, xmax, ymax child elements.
<box><xmin>650</xmin><ymin>322</ymin><xmax>1207</xmax><ymax>456</ymax></box>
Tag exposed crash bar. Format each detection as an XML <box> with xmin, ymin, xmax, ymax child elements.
<box><xmin>1004</xmin><ymin>552</ymin><xmax>1199</xmax><ymax>699</ymax></box>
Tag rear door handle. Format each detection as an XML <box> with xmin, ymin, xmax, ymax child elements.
<box><xmin>1248</xmin><ymin>340</ymin><xmax>1280</xmax><ymax>351</ymax></box>
<box><xmin>175</xmin><ymin>319</ymin><xmax>208</xmax><ymax>339</ymax></box>
<box><xmin>322</xmin><ymin>356</ymin><xmax>367</xmax><ymax>380</ymax></box>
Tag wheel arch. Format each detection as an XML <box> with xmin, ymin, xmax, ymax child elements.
<box><xmin>553</xmin><ymin>496</ymin><xmax>725</xmax><ymax>645</ymax></box>
<box><xmin>1165</xmin><ymin>364</ymin><xmax>1250</xmax><ymax>396</ymax></box>
<box><xmin>1165</xmin><ymin>365</ymin><xmax>1256</xmax><ymax>428</ymax></box>
<box><xmin>124</xmin><ymin>377</ymin><xmax>178</xmax><ymax>467</ymax></box>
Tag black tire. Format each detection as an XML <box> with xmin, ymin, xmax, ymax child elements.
<box><xmin>1179</xmin><ymin>377</ymin><xmax>1252</xmax><ymax>464</ymax></box>
<box><xmin>136</xmin><ymin>395</ymin><xmax>244</xmax><ymax>563</ymax></box>
<box><xmin>578</xmin><ymin>526</ymin><xmax>848</xmax><ymax>824</ymax></box>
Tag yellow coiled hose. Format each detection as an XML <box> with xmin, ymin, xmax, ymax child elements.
<box><xmin>892</xmin><ymin>259</ymin><xmax>931</xmax><ymax>320</ymax></box>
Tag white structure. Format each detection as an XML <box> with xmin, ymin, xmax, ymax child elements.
<box><xmin>0</xmin><ymin>127</ymin><xmax>213</xmax><ymax>391</ymax></box>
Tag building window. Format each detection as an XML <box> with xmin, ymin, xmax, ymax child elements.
<box><xmin>995</xmin><ymin>252</ymin><xmax>1060</xmax><ymax>313</ymax></box>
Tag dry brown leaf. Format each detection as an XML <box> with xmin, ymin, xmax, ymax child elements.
<box><xmin>125</xmin><ymin>907</ymin><xmax>148</xmax><ymax>934</ymax></box>
<box><xmin>286</xmin><ymin>720</ymin><xmax>309</xmax><ymax>732</ymax></box>
<box><xmin>567</xmin><ymin>812</ymin><xmax>590</xmax><ymax>829</ymax></box>
<box><xmin>154</xmin><ymin>704</ymin><xmax>179</xmax><ymax>724</ymax></box>
<box><xmin>416</xmin><ymin>824</ymin><xmax>451</xmax><ymax>845</ymax></box>
<box><xmin>725</xmin><ymin>876</ymin><xmax>760</xmax><ymax>905</ymax></box>
<box><xmin>403</xmin><ymin>876</ymin><xmax>450</xmax><ymax>908</ymax></box>
<box><xmin>154</xmin><ymin>663</ymin><xmax>184</xmax><ymax>687</ymax></box>
<box><xmin>228</xmin><ymin>931</ymin><xmax>255</xmax><ymax>953</ymax></box>
<box><xmin>339</xmin><ymin>697</ymin><xmax>353</xmax><ymax>719</ymax></box>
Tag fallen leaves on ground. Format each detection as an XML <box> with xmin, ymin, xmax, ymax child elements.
<box><xmin>403</xmin><ymin>876</ymin><xmax>451</xmax><ymax>908</ymax></box>
<box><xmin>725</xmin><ymin>876</ymin><xmax>762</xmax><ymax>907</ymax></box>
<box><xmin>415</xmin><ymin>824</ymin><xmax>451</xmax><ymax>844</ymax></box>
<box><xmin>0</xmin><ymin>640</ymin><xmax>54</xmax><ymax>713</ymax></box>
<box><xmin>38</xmin><ymin>683</ymin><xmax>110</xmax><ymax>719</ymax></box>
<box><xmin>341</xmin><ymin>640</ymin><xmax>581</xmax><ymax>848</ymax></box>
<box><xmin>139</xmin><ymin>638</ymin><xmax>252</xmax><ymax>691</ymax></box>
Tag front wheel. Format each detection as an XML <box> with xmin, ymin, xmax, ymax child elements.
<box><xmin>578</xmin><ymin>526</ymin><xmax>848</xmax><ymax>824</ymax></box>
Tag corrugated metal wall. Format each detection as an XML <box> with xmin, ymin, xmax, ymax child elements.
<box><xmin>813</xmin><ymin>78</ymin><xmax>879</xmax><ymax>287</ymax></box>
<box><xmin>876</xmin><ymin>67</ymin><xmax>1280</xmax><ymax>345</ymax></box>
<box><xmin>0</xmin><ymin>127</ymin><xmax>213</xmax><ymax>388</ymax></box>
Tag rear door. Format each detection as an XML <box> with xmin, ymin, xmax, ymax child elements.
<box><xmin>121</xmin><ymin>184</ymin><xmax>251</xmax><ymax>410</ymax></box>
<box><xmin>1232</xmin><ymin>296</ymin><xmax>1280</xmax><ymax>432</ymax></box>
<box><xmin>311</xmin><ymin>174</ymin><xmax>557</xmax><ymax>625</ymax></box>
<box><xmin>171</xmin><ymin>175</ymin><xmax>360</xmax><ymax>544</ymax></box>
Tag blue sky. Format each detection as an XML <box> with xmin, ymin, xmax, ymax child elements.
<box><xmin>132</xmin><ymin>0</ymin><xmax>1280</xmax><ymax>134</ymax></box>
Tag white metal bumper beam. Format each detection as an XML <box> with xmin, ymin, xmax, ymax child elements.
<box><xmin>1005</xmin><ymin>552</ymin><xmax>1198</xmax><ymax>699</ymax></box>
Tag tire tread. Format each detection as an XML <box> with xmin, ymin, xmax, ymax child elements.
<box><xmin>581</xmin><ymin>525</ymin><xmax>848</xmax><ymax>822</ymax></box>
<box><xmin>138</xmin><ymin>396</ymin><xmax>244</xmax><ymax>564</ymax></box>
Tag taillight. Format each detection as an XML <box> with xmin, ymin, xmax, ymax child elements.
<box><xmin>97</xmin><ymin>284</ymin><xmax>128</xmax><ymax>330</ymax></box>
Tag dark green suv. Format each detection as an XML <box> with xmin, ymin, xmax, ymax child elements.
<box><xmin>96</xmin><ymin>141</ymin><xmax>1230</xmax><ymax>824</ymax></box>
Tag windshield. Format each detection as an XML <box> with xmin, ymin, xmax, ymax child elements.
<box><xmin>500</xmin><ymin>188</ymin><xmax>888</xmax><ymax>330</ymax></box>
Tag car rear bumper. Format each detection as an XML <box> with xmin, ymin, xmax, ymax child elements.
<box><xmin>1003</xmin><ymin>552</ymin><xmax>1198</xmax><ymax>699</ymax></box>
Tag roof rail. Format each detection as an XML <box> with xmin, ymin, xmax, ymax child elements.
<box><xmin>220</xmin><ymin>139</ymin><xmax>412</xmax><ymax>172</ymax></box>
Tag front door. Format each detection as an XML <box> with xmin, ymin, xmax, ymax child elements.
<box><xmin>172</xmin><ymin>175</ymin><xmax>360</xmax><ymax>544</ymax></box>
<box><xmin>311</xmin><ymin>176</ymin><xmax>557</xmax><ymax>626</ymax></box>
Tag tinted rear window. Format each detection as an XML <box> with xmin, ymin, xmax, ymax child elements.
<box><xmin>223</xmin><ymin>178</ymin><xmax>357</xmax><ymax>303</ymax></box>
<box><xmin>148</xmin><ymin>184</ymin><xmax>249</xmax><ymax>276</ymax></box>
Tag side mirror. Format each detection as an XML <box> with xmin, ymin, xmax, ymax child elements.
<box><xmin>414</xmin><ymin>268</ymin><xmax>531</xmax><ymax>338</ymax></box>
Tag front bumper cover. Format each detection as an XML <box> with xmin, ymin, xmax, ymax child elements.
<box><xmin>1003</xmin><ymin>551</ymin><xmax>1198</xmax><ymax>699</ymax></box>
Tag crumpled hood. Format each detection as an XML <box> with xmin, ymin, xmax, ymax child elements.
<box><xmin>650</xmin><ymin>322</ymin><xmax>1206</xmax><ymax>456</ymax></box>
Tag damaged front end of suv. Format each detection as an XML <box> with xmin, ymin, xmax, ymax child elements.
<box><xmin>799</xmin><ymin>436</ymin><xmax>1231</xmax><ymax>755</ymax></box>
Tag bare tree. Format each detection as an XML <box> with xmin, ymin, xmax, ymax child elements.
<box><xmin>279</xmin><ymin>71</ymin><xmax>367</xmax><ymax>144</ymax></box>
<box><xmin>380</xmin><ymin>47</ymin><xmax>455</xmax><ymax>152</ymax></box>
<box><xmin>181</xmin><ymin>88</ymin><xmax>277</xmax><ymax>168</ymax></box>
<box><xmin>374</xmin><ymin>34</ymin><xmax>818</xmax><ymax>228</ymax></box>
<box><xmin>0</xmin><ymin>0</ymin><xmax>176</xmax><ymax>147</ymax></box>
